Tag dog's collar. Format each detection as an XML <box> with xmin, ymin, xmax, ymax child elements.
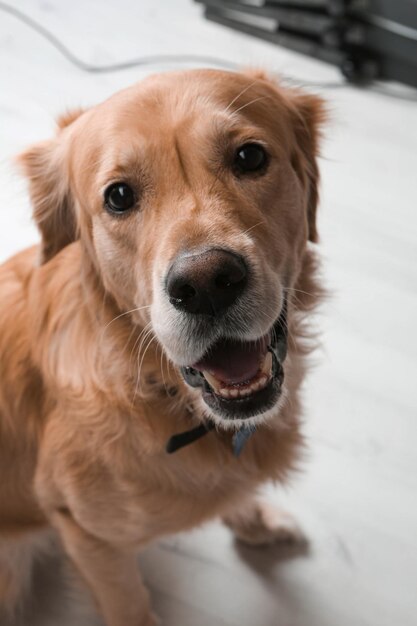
<box><xmin>165</xmin><ymin>421</ymin><xmax>256</xmax><ymax>457</ymax></box>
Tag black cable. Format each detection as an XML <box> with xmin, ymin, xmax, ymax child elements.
<box><xmin>0</xmin><ymin>1</ymin><xmax>238</xmax><ymax>72</ymax></box>
<box><xmin>1</xmin><ymin>0</ymin><xmax>416</xmax><ymax>101</ymax></box>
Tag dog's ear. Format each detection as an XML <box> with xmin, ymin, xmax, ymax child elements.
<box><xmin>243</xmin><ymin>70</ymin><xmax>326</xmax><ymax>242</ymax></box>
<box><xmin>17</xmin><ymin>108</ymin><xmax>85</xmax><ymax>264</ymax></box>
<box><xmin>287</xmin><ymin>91</ymin><xmax>326</xmax><ymax>243</ymax></box>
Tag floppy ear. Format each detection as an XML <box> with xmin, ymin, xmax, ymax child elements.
<box><xmin>242</xmin><ymin>70</ymin><xmax>326</xmax><ymax>242</ymax></box>
<box><xmin>287</xmin><ymin>91</ymin><xmax>326</xmax><ymax>243</ymax></box>
<box><xmin>17</xmin><ymin>109</ymin><xmax>84</xmax><ymax>264</ymax></box>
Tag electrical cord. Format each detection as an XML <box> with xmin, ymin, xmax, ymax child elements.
<box><xmin>0</xmin><ymin>1</ymin><xmax>239</xmax><ymax>72</ymax></box>
<box><xmin>1</xmin><ymin>0</ymin><xmax>416</xmax><ymax>101</ymax></box>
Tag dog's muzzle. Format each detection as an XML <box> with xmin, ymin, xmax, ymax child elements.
<box><xmin>164</xmin><ymin>246</ymin><xmax>287</xmax><ymax>422</ymax></box>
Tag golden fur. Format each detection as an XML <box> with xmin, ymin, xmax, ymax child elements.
<box><xmin>0</xmin><ymin>69</ymin><xmax>325</xmax><ymax>625</ymax></box>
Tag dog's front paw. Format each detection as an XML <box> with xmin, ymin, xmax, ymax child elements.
<box><xmin>224</xmin><ymin>499</ymin><xmax>305</xmax><ymax>547</ymax></box>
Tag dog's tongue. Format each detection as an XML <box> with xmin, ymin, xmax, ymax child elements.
<box><xmin>194</xmin><ymin>335</ymin><xmax>269</xmax><ymax>384</ymax></box>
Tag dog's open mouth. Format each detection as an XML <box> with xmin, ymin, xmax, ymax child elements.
<box><xmin>180</xmin><ymin>301</ymin><xmax>287</xmax><ymax>420</ymax></box>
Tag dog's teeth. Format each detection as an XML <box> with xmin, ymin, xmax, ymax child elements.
<box><xmin>202</xmin><ymin>360</ymin><xmax>272</xmax><ymax>400</ymax></box>
<box><xmin>261</xmin><ymin>351</ymin><xmax>273</xmax><ymax>376</ymax></box>
<box><xmin>257</xmin><ymin>374</ymin><xmax>268</xmax><ymax>390</ymax></box>
<box><xmin>202</xmin><ymin>371</ymin><xmax>221</xmax><ymax>392</ymax></box>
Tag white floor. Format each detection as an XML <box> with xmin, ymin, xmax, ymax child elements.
<box><xmin>1</xmin><ymin>1</ymin><xmax>417</xmax><ymax>625</ymax></box>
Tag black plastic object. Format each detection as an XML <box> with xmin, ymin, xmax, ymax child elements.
<box><xmin>196</xmin><ymin>0</ymin><xmax>417</xmax><ymax>89</ymax></box>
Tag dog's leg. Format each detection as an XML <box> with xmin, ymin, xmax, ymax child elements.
<box><xmin>0</xmin><ymin>529</ymin><xmax>53</xmax><ymax>616</ymax></box>
<box><xmin>223</xmin><ymin>497</ymin><xmax>305</xmax><ymax>547</ymax></box>
<box><xmin>52</xmin><ymin>510</ymin><xmax>157</xmax><ymax>626</ymax></box>
<box><xmin>0</xmin><ymin>542</ymin><xmax>33</xmax><ymax>616</ymax></box>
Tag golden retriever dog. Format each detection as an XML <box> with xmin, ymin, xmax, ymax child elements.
<box><xmin>0</xmin><ymin>69</ymin><xmax>325</xmax><ymax>625</ymax></box>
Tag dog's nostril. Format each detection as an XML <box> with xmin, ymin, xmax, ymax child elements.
<box><xmin>168</xmin><ymin>280</ymin><xmax>198</xmax><ymax>310</ymax></box>
<box><xmin>215</xmin><ymin>274</ymin><xmax>232</xmax><ymax>289</ymax></box>
<box><xmin>177</xmin><ymin>283</ymin><xmax>196</xmax><ymax>301</ymax></box>
<box><xmin>215</xmin><ymin>269</ymin><xmax>246</xmax><ymax>290</ymax></box>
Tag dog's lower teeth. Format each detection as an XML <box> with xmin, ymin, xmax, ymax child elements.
<box><xmin>204</xmin><ymin>372</ymin><xmax>270</xmax><ymax>399</ymax></box>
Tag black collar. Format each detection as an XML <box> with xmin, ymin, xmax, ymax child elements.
<box><xmin>166</xmin><ymin>421</ymin><xmax>256</xmax><ymax>457</ymax></box>
<box><xmin>166</xmin><ymin>421</ymin><xmax>215</xmax><ymax>453</ymax></box>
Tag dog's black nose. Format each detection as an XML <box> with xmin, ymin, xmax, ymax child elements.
<box><xmin>166</xmin><ymin>249</ymin><xmax>248</xmax><ymax>316</ymax></box>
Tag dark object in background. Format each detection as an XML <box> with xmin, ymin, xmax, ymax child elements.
<box><xmin>196</xmin><ymin>0</ymin><xmax>417</xmax><ymax>88</ymax></box>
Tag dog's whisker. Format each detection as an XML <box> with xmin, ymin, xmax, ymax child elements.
<box><xmin>225</xmin><ymin>79</ymin><xmax>259</xmax><ymax>112</ymax></box>
<box><xmin>284</xmin><ymin>286</ymin><xmax>317</xmax><ymax>299</ymax></box>
<box><xmin>132</xmin><ymin>333</ymin><xmax>153</xmax><ymax>404</ymax></box>
<box><xmin>134</xmin><ymin>327</ymin><xmax>154</xmax><ymax>370</ymax></box>
<box><xmin>160</xmin><ymin>348</ymin><xmax>170</xmax><ymax>396</ymax></box>
<box><xmin>232</xmin><ymin>95</ymin><xmax>271</xmax><ymax>116</ymax></box>
<box><xmin>129</xmin><ymin>322</ymin><xmax>153</xmax><ymax>373</ymax></box>
<box><xmin>103</xmin><ymin>305</ymin><xmax>151</xmax><ymax>333</ymax></box>
<box><xmin>130</xmin><ymin>322</ymin><xmax>152</xmax><ymax>359</ymax></box>
<box><xmin>134</xmin><ymin>325</ymin><xmax>155</xmax><ymax>369</ymax></box>
<box><xmin>134</xmin><ymin>334</ymin><xmax>157</xmax><ymax>403</ymax></box>
<box><xmin>118</xmin><ymin>323</ymin><xmax>139</xmax><ymax>360</ymax></box>
<box><xmin>240</xmin><ymin>221</ymin><xmax>265</xmax><ymax>237</ymax></box>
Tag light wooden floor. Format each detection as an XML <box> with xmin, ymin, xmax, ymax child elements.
<box><xmin>0</xmin><ymin>1</ymin><xmax>416</xmax><ymax>625</ymax></box>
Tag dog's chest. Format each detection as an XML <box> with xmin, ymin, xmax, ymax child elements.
<box><xmin>69</xmin><ymin>454</ymin><xmax>254</xmax><ymax>546</ymax></box>
<box><xmin>42</xmin><ymin>409</ymin><xmax>300</xmax><ymax>547</ymax></box>
<box><xmin>61</xmin><ymin>430</ymin><xmax>276</xmax><ymax>547</ymax></box>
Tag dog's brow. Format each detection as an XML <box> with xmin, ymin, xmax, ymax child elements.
<box><xmin>174</xmin><ymin>136</ymin><xmax>191</xmax><ymax>187</ymax></box>
<box><xmin>225</xmin><ymin>80</ymin><xmax>259</xmax><ymax>113</ymax></box>
<box><xmin>232</xmin><ymin>95</ymin><xmax>272</xmax><ymax>116</ymax></box>
<box><xmin>96</xmin><ymin>141</ymin><xmax>149</xmax><ymax>186</ymax></box>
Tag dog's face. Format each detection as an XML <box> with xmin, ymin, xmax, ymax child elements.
<box><xmin>20</xmin><ymin>70</ymin><xmax>324</xmax><ymax>429</ymax></box>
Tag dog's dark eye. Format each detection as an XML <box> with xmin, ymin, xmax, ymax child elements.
<box><xmin>234</xmin><ymin>143</ymin><xmax>268</xmax><ymax>174</ymax></box>
<box><xmin>104</xmin><ymin>183</ymin><xmax>135</xmax><ymax>214</ymax></box>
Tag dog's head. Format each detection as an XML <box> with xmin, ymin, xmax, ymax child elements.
<box><xmin>19</xmin><ymin>70</ymin><xmax>325</xmax><ymax>429</ymax></box>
